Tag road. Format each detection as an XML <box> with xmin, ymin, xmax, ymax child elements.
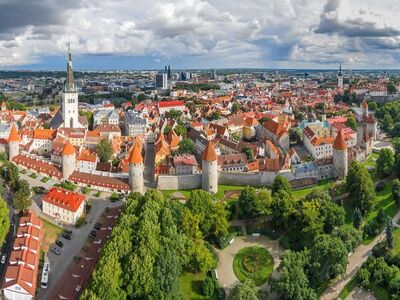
<box><xmin>144</xmin><ymin>142</ymin><xmax>156</xmax><ymax>189</ymax></box>
<box><xmin>321</xmin><ymin>208</ymin><xmax>400</xmax><ymax>300</ymax></box>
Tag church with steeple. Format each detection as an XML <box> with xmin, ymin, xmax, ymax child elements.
<box><xmin>337</xmin><ymin>64</ymin><xmax>344</xmax><ymax>88</ymax></box>
<box><xmin>50</xmin><ymin>45</ymin><xmax>85</xmax><ymax>129</ymax></box>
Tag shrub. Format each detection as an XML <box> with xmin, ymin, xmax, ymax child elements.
<box><xmin>94</xmin><ymin>191</ymin><xmax>101</xmax><ymax>197</ymax></box>
<box><xmin>81</xmin><ymin>187</ymin><xmax>90</xmax><ymax>195</ymax></box>
<box><xmin>75</xmin><ymin>216</ymin><xmax>86</xmax><ymax>228</ymax></box>
<box><xmin>202</xmin><ymin>277</ymin><xmax>215</xmax><ymax>296</ymax></box>
<box><xmin>110</xmin><ymin>192</ymin><xmax>119</xmax><ymax>201</ymax></box>
<box><xmin>60</xmin><ymin>180</ymin><xmax>77</xmax><ymax>191</ymax></box>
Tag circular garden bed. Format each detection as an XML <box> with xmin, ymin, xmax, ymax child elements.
<box><xmin>233</xmin><ymin>246</ymin><xmax>273</xmax><ymax>286</ymax></box>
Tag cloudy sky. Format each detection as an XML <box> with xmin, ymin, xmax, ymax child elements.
<box><xmin>1</xmin><ymin>0</ymin><xmax>400</xmax><ymax>70</ymax></box>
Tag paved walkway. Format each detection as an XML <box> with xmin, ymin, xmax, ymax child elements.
<box><xmin>215</xmin><ymin>235</ymin><xmax>283</xmax><ymax>298</ymax></box>
<box><xmin>321</xmin><ymin>209</ymin><xmax>400</xmax><ymax>300</ymax></box>
<box><xmin>346</xmin><ymin>286</ymin><xmax>376</xmax><ymax>300</ymax></box>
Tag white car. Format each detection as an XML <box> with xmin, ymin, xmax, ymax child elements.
<box><xmin>1</xmin><ymin>254</ymin><xmax>7</xmax><ymax>264</ymax></box>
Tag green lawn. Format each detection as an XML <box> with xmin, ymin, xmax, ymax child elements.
<box><xmin>41</xmin><ymin>177</ymin><xmax>50</xmax><ymax>183</ymax></box>
<box><xmin>365</xmin><ymin>180</ymin><xmax>396</xmax><ymax>223</ymax></box>
<box><xmin>179</xmin><ymin>272</ymin><xmax>217</xmax><ymax>300</ymax></box>
<box><xmin>338</xmin><ymin>277</ymin><xmax>359</xmax><ymax>300</ymax></box>
<box><xmin>292</xmin><ymin>179</ymin><xmax>333</xmax><ymax>200</ymax></box>
<box><xmin>390</xmin><ymin>228</ymin><xmax>400</xmax><ymax>257</ymax></box>
<box><xmin>361</xmin><ymin>152</ymin><xmax>382</xmax><ymax>182</ymax></box>
<box><xmin>232</xmin><ymin>246</ymin><xmax>273</xmax><ymax>286</ymax></box>
<box><xmin>29</xmin><ymin>173</ymin><xmax>38</xmax><ymax>179</ymax></box>
<box><xmin>41</xmin><ymin>218</ymin><xmax>63</xmax><ymax>252</ymax></box>
<box><xmin>370</xmin><ymin>282</ymin><xmax>390</xmax><ymax>300</ymax></box>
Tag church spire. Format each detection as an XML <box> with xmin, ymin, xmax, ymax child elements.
<box><xmin>65</xmin><ymin>42</ymin><xmax>75</xmax><ymax>92</ymax></box>
<box><xmin>338</xmin><ymin>64</ymin><xmax>342</xmax><ymax>76</ymax></box>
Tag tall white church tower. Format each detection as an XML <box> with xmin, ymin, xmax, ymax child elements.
<box><xmin>61</xmin><ymin>45</ymin><xmax>82</xmax><ymax>128</ymax></box>
<box><xmin>337</xmin><ymin>64</ymin><xmax>344</xmax><ymax>89</ymax></box>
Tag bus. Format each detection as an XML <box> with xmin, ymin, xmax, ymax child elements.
<box><xmin>41</xmin><ymin>261</ymin><xmax>50</xmax><ymax>289</ymax></box>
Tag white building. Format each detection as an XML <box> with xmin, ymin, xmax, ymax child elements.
<box><xmin>157</xmin><ymin>101</ymin><xmax>185</xmax><ymax>115</ymax></box>
<box><xmin>42</xmin><ymin>187</ymin><xmax>85</xmax><ymax>225</ymax></box>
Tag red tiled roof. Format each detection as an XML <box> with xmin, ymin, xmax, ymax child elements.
<box><xmin>202</xmin><ymin>140</ymin><xmax>217</xmax><ymax>162</ymax></box>
<box><xmin>69</xmin><ymin>171</ymin><xmax>130</xmax><ymax>191</ymax></box>
<box><xmin>43</xmin><ymin>187</ymin><xmax>85</xmax><ymax>212</ymax></box>
<box><xmin>13</xmin><ymin>154</ymin><xmax>63</xmax><ymax>179</ymax></box>
<box><xmin>158</xmin><ymin>101</ymin><xmax>185</xmax><ymax>108</ymax></box>
<box><xmin>333</xmin><ymin>129</ymin><xmax>348</xmax><ymax>150</ymax></box>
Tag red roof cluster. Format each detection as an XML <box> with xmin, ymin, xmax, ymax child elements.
<box><xmin>43</xmin><ymin>187</ymin><xmax>85</xmax><ymax>212</ymax></box>
<box><xmin>158</xmin><ymin>100</ymin><xmax>185</xmax><ymax>108</ymax></box>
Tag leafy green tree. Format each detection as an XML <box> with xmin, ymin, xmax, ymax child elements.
<box><xmin>96</xmin><ymin>139</ymin><xmax>113</xmax><ymax>163</ymax></box>
<box><xmin>357</xmin><ymin>268</ymin><xmax>370</xmax><ymax>287</ymax></box>
<box><xmin>208</xmin><ymin>111</ymin><xmax>220</xmax><ymax>121</ymax></box>
<box><xmin>307</xmin><ymin>235</ymin><xmax>348</xmax><ymax>287</ymax></box>
<box><xmin>270</xmin><ymin>250</ymin><xmax>317</xmax><ymax>300</ymax></box>
<box><xmin>137</xmin><ymin>93</ymin><xmax>146</xmax><ymax>101</ymax></box>
<box><xmin>396</xmin><ymin>154</ymin><xmax>400</xmax><ymax>178</ymax></box>
<box><xmin>231</xmin><ymin>102</ymin><xmax>240</xmax><ymax>114</ymax></box>
<box><xmin>271</xmin><ymin>190</ymin><xmax>295</xmax><ymax>228</ymax></box>
<box><xmin>386</xmin><ymin>218</ymin><xmax>394</xmax><ymax>249</ymax></box>
<box><xmin>346</xmin><ymin>116</ymin><xmax>357</xmax><ymax>131</ymax></box>
<box><xmin>349</xmin><ymin>165</ymin><xmax>375</xmax><ymax>215</ymax></box>
<box><xmin>202</xmin><ymin>277</ymin><xmax>215</xmax><ymax>297</ymax></box>
<box><xmin>13</xmin><ymin>190</ymin><xmax>31</xmax><ymax>212</ymax></box>
<box><xmin>163</xmin><ymin>125</ymin><xmax>171</xmax><ymax>135</ymax></box>
<box><xmin>165</xmin><ymin>109</ymin><xmax>183</xmax><ymax>120</ymax></box>
<box><xmin>0</xmin><ymin>197</ymin><xmax>10</xmax><ymax>247</ymax></box>
<box><xmin>376</xmin><ymin>148</ymin><xmax>395</xmax><ymax>176</ymax></box>
<box><xmin>346</xmin><ymin>161</ymin><xmax>361</xmax><ymax>192</ymax></box>
<box><xmin>178</xmin><ymin>138</ymin><xmax>196</xmax><ymax>155</ymax></box>
<box><xmin>320</xmin><ymin>199</ymin><xmax>345</xmax><ymax>233</ymax></box>
<box><xmin>332</xmin><ymin>225</ymin><xmax>362</xmax><ymax>253</ymax></box>
<box><xmin>242</xmin><ymin>147</ymin><xmax>254</xmax><ymax>162</ymax></box>
<box><xmin>353</xmin><ymin>207</ymin><xmax>362</xmax><ymax>229</ymax></box>
<box><xmin>174</xmin><ymin>124</ymin><xmax>187</xmax><ymax>137</ymax></box>
<box><xmin>228</xmin><ymin>280</ymin><xmax>259</xmax><ymax>300</ymax></box>
<box><xmin>238</xmin><ymin>187</ymin><xmax>272</xmax><ymax>219</ymax></box>
<box><xmin>271</xmin><ymin>175</ymin><xmax>292</xmax><ymax>196</ymax></box>
<box><xmin>393</xmin><ymin>179</ymin><xmax>400</xmax><ymax>205</ymax></box>
<box><xmin>388</xmin><ymin>81</ymin><xmax>397</xmax><ymax>94</ymax></box>
<box><xmin>368</xmin><ymin>101</ymin><xmax>378</xmax><ymax>111</ymax></box>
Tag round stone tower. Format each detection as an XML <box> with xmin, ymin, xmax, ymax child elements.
<box><xmin>62</xmin><ymin>141</ymin><xmax>76</xmax><ymax>180</ymax></box>
<box><xmin>332</xmin><ymin>129</ymin><xmax>348</xmax><ymax>179</ymax></box>
<box><xmin>128</xmin><ymin>141</ymin><xmax>144</xmax><ymax>194</ymax></box>
<box><xmin>202</xmin><ymin>140</ymin><xmax>218</xmax><ymax>194</ymax></box>
<box><xmin>8</xmin><ymin>123</ymin><xmax>21</xmax><ymax>161</ymax></box>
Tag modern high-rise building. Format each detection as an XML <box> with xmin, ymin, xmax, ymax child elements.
<box><xmin>155</xmin><ymin>72</ymin><xmax>168</xmax><ymax>89</ymax></box>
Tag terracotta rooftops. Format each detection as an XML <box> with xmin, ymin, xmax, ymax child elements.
<box><xmin>158</xmin><ymin>100</ymin><xmax>185</xmax><ymax>108</ymax></box>
<box><xmin>202</xmin><ymin>140</ymin><xmax>218</xmax><ymax>162</ymax></box>
<box><xmin>8</xmin><ymin>123</ymin><xmax>21</xmax><ymax>142</ymax></box>
<box><xmin>333</xmin><ymin>129</ymin><xmax>348</xmax><ymax>150</ymax></box>
<box><xmin>62</xmin><ymin>141</ymin><xmax>76</xmax><ymax>156</ymax></box>
<box><xmin>42</xmin><ymin>187</ymin><xmax>85</xmax><ymax>212</ymax></box>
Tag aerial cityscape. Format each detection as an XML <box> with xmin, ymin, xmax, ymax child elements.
<box><xmin>1</xmin><ymin>0</ymin><xmax>400</xmax><ymax>300</ymax></box>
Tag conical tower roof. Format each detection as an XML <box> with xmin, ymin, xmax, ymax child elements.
<box><xmin>62</xmin><ymin>141</ymin><xmax>76</xmax><ymax>156</ymax></box>
<box><xmin>333</xmin><ymin>129</ymin><xmax>347</xmax><ymax>150</ymax></box>
<box><xmin>8</xmin><ymin>123</ymin><xmax>21</xmax><ymax>142</ymax></box>
<box><xmin>128</xmin><ymin>141</ymin><xmax>143</xmax><ymax>164</ymax></box>
<box><xmin>202</xmin><ymin>140</ymin><xmax>217</xmax><ymax>162</ymax></box>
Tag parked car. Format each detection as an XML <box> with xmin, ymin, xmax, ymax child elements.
<box><xmin>94</xmin><ymin>223</ymin><xmax>102</xmax><ymax>230</ymax></box>
<box><xmin>90</xmin><ymin>230</ymin><xmax>97</xmax><ymax>237</ymax></box>
<box><xmin>74</xmin><ymin>256</ymin><xmax>81</xmax><ymax>263</ymax></box>
<box><xmin>62</xmin><ymin>232</ymin><xmax>71</xmax><ymax>240</ymax></box>
<box><xmin>55</xmin><ymin>240</ymin><xmax>63</xmax><ymax>247</ymax></box>
<box><xmin>50</xmin><ymin>245</ymin><xmax>61</xmax><ymax>255</ymax></box>
<box><xmin>1</xmin><ymin>254</ymin><xmax>7</xmax><ymax>264</ymax></box>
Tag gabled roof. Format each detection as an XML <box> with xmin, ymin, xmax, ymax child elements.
<box><xmin>42</xmin><ymin>187</ymin><xmax>85</xmax><ymax>212</ymax></box>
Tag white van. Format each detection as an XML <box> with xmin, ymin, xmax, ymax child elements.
<box><xmin>41</xmin><ymin>261</ymin><xmax>50</xmax><ymax>289</ymax></box>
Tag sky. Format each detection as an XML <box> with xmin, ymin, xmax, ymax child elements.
<box><xmin>1</xmin><ymin>0</ymin><xmax>400</xmax><ymax>70</ymax></box>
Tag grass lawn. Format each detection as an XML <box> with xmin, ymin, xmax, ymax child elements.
<box><xmin>40</xmin><ymin>218</ymin><xmax>63</xmax><ymax>252</ymax></box>
<box><xmin>292</xmin><ymin>179</ymin><xmax>332</xmax><ymax>200</ymax></box>
<box><xmin>389</xmin><ymin>228</ymin><xmax>400</xmax><ymax>257</ymax></box>
<box><xmin>361</xmin><ymin>152</ymin><xmax>382</xmax><ymax>182</ymax></box>
<box><xmin>29</xmin><ymin>173</ymin><xmax>38</xmax><ymax>179</ymax></box>
<box><xmin>40</xmin><ymin>177</ymin><xmax>50</xmax><ymax>183</ymax></box>
<box><xmin>233</xmin><ymin>246</ymin><xmax>273</xmax><ymax>286</ymax></box>
<box><xmin>179</xmin><ymin>272</ymin><xmax>217</xmax><ymax>300</ymax></box>
<box><xmin>338</xmin><ymin>277</ymin><xmax>359</xmax><ymax>300</ymax></box>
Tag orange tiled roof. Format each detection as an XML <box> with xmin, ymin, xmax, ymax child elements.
<box><xmin>8</xmin><ymin>123</ymin><xmax>21</xmax><ymax>142</ymax></box>
<box><xmin>202</xmin><ymin>140</ymin><xmax>217</xmax><ymax>162</ymax></box>
<box><xmin>333</xmin><ymin>129</ymin><xmax>348</xmax><ymax>150</ymax></box>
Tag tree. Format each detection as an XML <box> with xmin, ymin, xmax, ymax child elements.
<box><xmin>238</xmin><ymin>187</ymin><xmax>272</xmax><ymax>219</ymax></box>
<box><xmin>271</xmin><ymin>175</ymin><xmax>292</xmax><ymax>196</ymax></box>
<box><xmin>258</xmin><ymin>116</ymin><xmax>270</xmax><ymax>125</ymax></box>
<box><xmin>386</xmin><ymin>218</ymin><xmax>394</xmax><ymax>249</ymax></box>
<box><xmin>332</xmin><ymin>225</ymin><xmax>362</xmax><ymax>253</ymax></box>
<box><xmin>165</xmin><ymin>109</ymin><xmax>183</xmax><ymax>120</ymax></box>
<box><xmin>270</xmin><ymin>250</ymin><xmax>317</xmax><ymax>300</ymax></box>
<box><xmin>178</xmin><ymin>138</ymin><xmax>196</xmax><ymax>155</ymax></box>
<box><xmin>353</xmin><ymin>207</ymin><xmax>362</xmax><ymax>229</ymax></box>
<box><xmin>346</xmin><ymin>116</ymin><xmax>357</xmax><ymax>131</ymax></box>
<box><xmin>0</xmin><ymin>197</ymin><xmax>10</xmax><ymax>247</ymax></box>
<box><xmin>349</xmin><ymin>165</ymin><xmax>375</xmax><ymax>215</ymax></box>
<box><xmin>202</xmin><ymin>277</ymin><xmax>215</xmax><ymax>297</ymax></box>
<box><xmin>346</xmin><ymin>161</ymin><xmax>362</xmax><ymax>192</ymax></box>
<box><xmin>242</xmin><ymin>147</ymin><xmax>254</xmax><ymax>162</ymax></box>
<box><xmin>368</xmin><ymin>101</ymin><xmax>378</xmax><ymax>111</ymax></box>
<box><xmin>163</xmin><ymin>125</ymin><xmax>171</xmax><ymax>135</ymax></box>
<box><xmin>231</xmin><ymin>102</ymin><xmax>240</xmax><ymax>114</ymax></box>
<box><xmin>376</xmin><ymin>148</ymin><xmax>395</xmax><ymax>176</ymax></box>
<box><xmin>96</xmin><ymin>140</ymin><xmax>113</xmax><ymax>163</ymax></box>
<box><xmin>388</xmin><ymin>81</ymin><xmax>397</xmax><ymax>94</ymax></box>
<box><xmin>396</xmin><ymin>154</ymin><xmax>400</xmax><ymax>178</ymax></box>
<box><xmin>228</xmin><ymin>280</ymin><xmax>259</xmax><ymax>300</ymax></box>
<box><xmin>208</xmin><ymin>111</ymin><xmax>220</xmax><ymax>121</ymax></box>
<box><xmin>271</xmin><ymin>190</ymin><xmax>295</xmax><ymax>228</ymax></box>
<box><xmin>393</xmin><ymin>179</ymin><xmax>400</xmax><ymax>205</ymax></box>
<box><xmin>13</xmin><ymin>190</ymin><xmax>31</xmax><ymax>212</ymax></box>
<box><xmin>174</xmin><ymin>124</ymin><xmax>187</xmax><ymax>137</ymax></box>
<box><xmin>137</xmin><ymin>93</ymin><xmax>146</xmax><ymax>102</ymax></box>
<box><xmin>307</xmin><ymin>235</ymin><xmax>348</xmax><ymax>287</ymax></box>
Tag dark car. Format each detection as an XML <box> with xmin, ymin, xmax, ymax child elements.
<box><xmin>90</xmin><ymin>230</ymin><xmax>97</xmax><ymax>237</ymax></box>
<box><xmin>55</xmin><ymin>240</ymin><xmax>63</xmax><ymax>247</ymax></box>
<box><xmin>74</xmin><ymin>256</ymin><xmax>81</xmax><ymax>263</ymax></box>
<box><xmin>94</xmin><ymin>223</ymin><xmax>102</xmax><ymax>230</ymax></box>
<box><xmin>62</xmin><ymin>232</ymin><xmax>71</xmax><ymax>240</ymax></box>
